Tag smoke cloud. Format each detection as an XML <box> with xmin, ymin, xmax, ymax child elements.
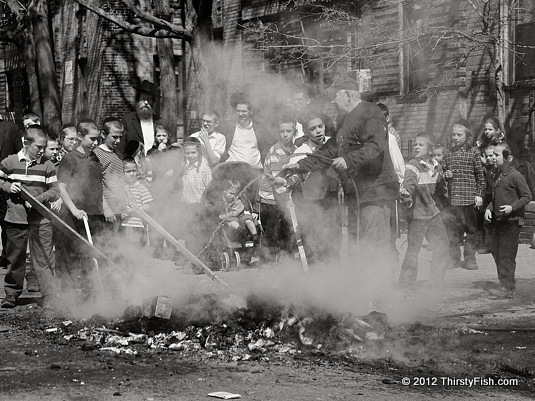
<box><xmin>53</xmin><ymin>43</ymin><xmax>449</xmax><ymax>347</ymax></box>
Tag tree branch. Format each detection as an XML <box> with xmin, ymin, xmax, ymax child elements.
<box><xmin>72</xmin><ymin>0</ymin><xmax>193</xmax><ymax>42</ymax></box>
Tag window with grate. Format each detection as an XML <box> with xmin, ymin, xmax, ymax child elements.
<box><xmin>400</xmin><ymin>1</ymin><xmax>430</xmax><ymax>93</ymax></box>
<box><xmin>515</xmin><ymin>22</ymin><xmax>535</xmax><ymax>81</ymax></box>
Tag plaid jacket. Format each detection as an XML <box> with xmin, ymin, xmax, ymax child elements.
<box><xmin>443</xmin><ymin>144</ymin><xmax>485</xmax><ymax>206</ymax></box>
<box><xmin>180</xmin><ymin>158</ymin><xmax>212</xmax><ymax>204</ymax></box>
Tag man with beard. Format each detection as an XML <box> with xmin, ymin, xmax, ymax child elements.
<box><xmin>120</xmin><ymin>80</ymin><xmax>166</xmax><ymax>157</ymax></box>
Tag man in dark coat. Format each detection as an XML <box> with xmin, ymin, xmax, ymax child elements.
<box><xmin>285</xmin><ymin>76</ymin><xmax>399</xmax><ymax>277</ymax></box>
<box><xmin>119</xmin><ymin>80</ymin><xmax>166</xmax><ymax>157</ymax></box>
<box><xmin>0</xmin><ymin>119</ymin><xmax>23</xmax><ymax>268</ymax></box>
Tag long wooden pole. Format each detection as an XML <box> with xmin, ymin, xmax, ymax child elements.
<box><xmin>19</xmin><ymin>187</ymin><xmax>126</xmax><ymax>274</ymax></box>
<box><xmin>129</xmin><ymin>203</ymin><xmax>245</xmax><ymax>299</ymax></box>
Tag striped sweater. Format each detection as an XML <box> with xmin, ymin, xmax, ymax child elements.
<box><xmin>123</xmin><ymin>181</ymin><xmax>153</xmax><ymax>228</ymax></box>
<box><xmin>94</xmin><ymin>145</ymin><xmax>127</xmax><ymax>215</ymax></box>
<box><xmin>259</xmin><ymin>142</ymin><xmax>296</xmax><ymax>204</ymax></box>
<box><xmin>0</xmin><ymin>150</ymin><xmax>59</xmax><ymax>224</ymax></box>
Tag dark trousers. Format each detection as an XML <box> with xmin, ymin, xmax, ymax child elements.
<box><xmin>293</xmin><ymin>193</ymin><xmax>341</xmax><ymax>263</ymax></box>
<box><xmin>389</xmin><ymin>200</ymin><xmax>400</xmax><ymax>260</ymax></box>
<box><xmin>181</xmin><ymin>203</ymin><xmax>203</xmax><ymax>256</ymax></box>
<box><xmin>71</xmin><ymin>214</ymin><xmax>105</xmax><ymax>298</ymax></box>
<box><xmin>101</xmin><ymin>215</ymin><xmax>124</xmax><ymax>240</ymax></box>
<box><xmin>4</xmin><ymin>221</ymin><xmax>55</xmax><ymax>298</ymax></box>
<box><xmin>100</xmin><ymin>214</ymin><xmax>125</xmax><ymax>263</ymax></box>
<box><xmin>259</xmin><ymin>201</ymin><xmax>294</xmax><ymax>261</ymax></box>
<box><xmin>447</xmin><ymin>205</ymin><xmax>478</xmax><ymax>263</ymax></box>
<box><xmin>53</xmin><ymin>207</ymin><xmax>79</xmax><ymax>290</ymax></box>
<box><xmin>0</xmin><ymin>193</ymin><xmax>8</xmax><ymax>267</ymax></box>
<box><xmin>351</xmin><ymin>201</ymin><xmax>392</xmax><ymax>256</ymax></box>
<box><xmin>491</xmin><ymin>220</ymin><xmax>520</xmax><ymax>290</ymax></box>
<box><xmin>399</xmin><ymin>214</ymin><xmax>450</xmax><ymax>285</ymax></box>
<box><xmin>477</xmin><ymin>208</ymin><xmax>492</xmax><ymax>250</ymax></box>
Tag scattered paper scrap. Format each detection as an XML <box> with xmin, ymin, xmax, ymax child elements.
<box><xmin>208</xmin><ymin>391</ymin><xmax>241</xmax><ymax>399</ymax></box>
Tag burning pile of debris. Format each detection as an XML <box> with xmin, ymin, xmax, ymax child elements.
<box><xmin>54</xmin><ymin>294</ymin><xmax>390</xmax><ymax>361</ymax></box>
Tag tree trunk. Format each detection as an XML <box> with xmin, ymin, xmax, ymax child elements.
<box><xmin>155</xmin><ymin>0</ymin><xmax>178</xmax><ymax>142</ymax></box>
<box><xmin>495</xmin><ymin>61</ymin><xmax>505</xmax><ymax>127</ymax></box>
<box><xmin>30</xmin><ymin>0</ymin><xmax>62</xmax><ymax>134</ymax></box>
<box><xmin>21</xmin><ymin>31</ymin><xmax>42</xmax><ymax>117</ymax></box>
<box><xmin>184</xmin><ymin>0</ymin><xmax>215</xmax><ymax>116</ymax></box>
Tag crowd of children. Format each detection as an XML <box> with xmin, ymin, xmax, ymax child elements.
<box><xmin>399</xmin><ymin>118</ymin><xmax>532</xmax><ymax>299</ymax></box>
<box><xmin>0</xmin><ymin>114</ymin><xmax>221</xmax><ymax>309</ymax></box>
<box><xmin>0</xmin><ymin>100</ymin><xmax>532</xmax><ymax>310</ymax></box>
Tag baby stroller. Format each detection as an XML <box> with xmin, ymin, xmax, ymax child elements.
<box><xmin>201</xmin><ymin>162</ymin><xmax>262</xmax><ymax>271</ymax></box>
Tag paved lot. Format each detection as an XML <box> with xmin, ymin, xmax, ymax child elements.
<box><xmin>1</xmin><ymin>237</ymin><xmax>535</xmax><ymax>400</ymax></box>
<box><xmin>1</xmin><ymin>236</ymin><xmax>534</xmax><ymax>324</ymax></box>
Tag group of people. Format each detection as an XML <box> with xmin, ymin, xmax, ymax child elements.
<box><xmin>397</xmin><ymin>117</ymin><xmax>532</xmax><ymax>299</ymax></box>
<box><xmin>0</xmin><ymin>76</ymin><xmax>531</xmax><ymax>311</ymax></box>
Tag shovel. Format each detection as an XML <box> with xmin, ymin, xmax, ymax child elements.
<box><xmin>18</xmin><ymin>186</ymin><xmax>128</xmax><ymax>275</ymax></box>
<box><xmin>287</xmin><ymin>198</ymin><xmax>309</xmax><ymax>272</ymax></box>
<box><xmin>338</xmin><ymin>183</ymin><xmax>349</xmax><ymax>264</ymax></box>
<box><xmin>82</xmin><ymin>215</ymin><xmax>107</xmax><ymax>296</ymax></box>
<box><xmin>267</xmin><ymin>173</ymin><xmax>309</xmax><ymax>272</ymax></box>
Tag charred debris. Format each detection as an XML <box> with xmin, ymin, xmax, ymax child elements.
<box><xmin>51</xmin><ymin>294</ymin><xmax>390</xmax><ymax>360</ymax></box>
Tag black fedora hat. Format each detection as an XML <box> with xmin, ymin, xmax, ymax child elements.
<box><xmin>132</xmin><ymin>80</ymin><xmax>161</xmax><ymax>98</ymax></box>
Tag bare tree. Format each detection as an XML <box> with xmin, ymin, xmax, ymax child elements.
<box><xmin>154</xmin><ymin>0</ymin><xmax>179</xmax><ymax>135</ymax></box>
<box><xmin>73</xmin><ymin>0</ymin><xmax>217</xmax><ymax>132</ymax></box>
<box><xmin>0</xmin><ymin>0</ymin><xmax>218</xmax><ymax>134</ymax></box>
<box><xmin>1</xmin><ymin>0</ymin><xmax>62</xmax><ymax>132</ymax></box>
<box><xmin>241</xmin><ymin>0</ymin><xmax>535</xmax><ymax>127</ymax></box>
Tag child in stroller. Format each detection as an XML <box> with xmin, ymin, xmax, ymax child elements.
<box><xmin>201</xmin><ymin>161</ymin><xmax>262</xmax><ymax>270</ymax></box>
<box><xmin>219</xmin><ymin>179</ymin><xmax>261</xmax><ymax>245</ymax></box>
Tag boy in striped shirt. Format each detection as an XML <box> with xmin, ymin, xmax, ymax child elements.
<box><xmin>0</xmin><ymin>126</ymin><xmax>59</xmax><ymax>309</ymax></box>
<box><xmin>94</xmin><ymin>117</ymin><xmax>128</xmax><ymax>233</ymax></box>
<box><xmin>122</xmin><ymin>158</ymin><xmax>153</xmax><ymax>245</ymax></box>
<box><xmin>258</xmin><ymin>118</ymin><xmax>297</xmax><ymax>261</ymax></box>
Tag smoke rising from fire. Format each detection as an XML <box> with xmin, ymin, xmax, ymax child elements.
<box><xmin>55</xmin><ymin>42</ymin><xmax>448</xmax><ymax>332</ymax></box>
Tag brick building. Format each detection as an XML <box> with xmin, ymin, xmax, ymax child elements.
<box><xmin>0</xmin><ymin>0</ymin><xmax>185</xmax><ymax>135</ymax></box>
<box><xmin>0</xmin><ymin>0</ymin><xmax>533</xmax><ymax>150</ymax></box>
<box><xmin>224</xmin><ymin>0</ymin><xmax>535</xmax><ymax>157</ymax></box>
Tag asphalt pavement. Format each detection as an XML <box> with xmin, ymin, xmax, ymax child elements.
<box><xmin>1</xmin><ymin>237</ymin><xmax>535</xmax><ymax>323</ymax></box>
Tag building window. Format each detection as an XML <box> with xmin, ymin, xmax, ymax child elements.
<box><xmin>400</xmin><ymin>1</ymin><xmax>430</xmax><ymax>93</ymax></box>
<box><xmin>515</xmin><ymin>22</ymin><xmax>535</xmax><ymax>81</ymax></box>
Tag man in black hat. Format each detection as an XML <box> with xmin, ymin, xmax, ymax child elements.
<box><xmin>284</xmin><ymin>75</ymin><xmax>399</xmax><ymax>275</ymax></box>
<box><xmin>119</xmin><ymin>80</ymin><xmax>165</xmax><ymax>157</ymax></box>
